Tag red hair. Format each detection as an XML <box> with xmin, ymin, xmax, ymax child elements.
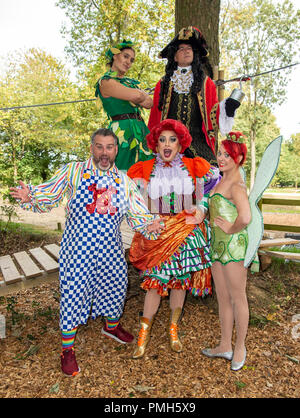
<box><xmin>146</xmin><ymin>119</ymin><xmax>192</xmax><ymax>152</ymax></box>
<box><xmin>221</xmin><ymin>138</ymin><xmax>247</xmax><ymax>166</ymax></box>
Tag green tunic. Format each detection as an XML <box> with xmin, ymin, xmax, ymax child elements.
<box><xmin>209</xmin><ymin>193</ymin><xmax>248</xmax><ymax>264</ymax></box>
<box><xmin>95</xmin><ymin>71</ymin><xmax>152</xmax><ymax>170</ymax></box>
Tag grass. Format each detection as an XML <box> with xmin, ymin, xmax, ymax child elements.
<box><xmin>0</xmin><ymin>220</ymin><xmax>62</xmax><ymax>238</ymax></box>
<box><xmin>0</xmin><ymin>220</ymin><xmax>62</xmax><ymax>258</ymax></box>
<box><xmin>268</xmin><ymin>246</ymin><xmax>300</xmax><ymax>253</ymax></box>
<box><xmin>263</xmin><ymin>208</ymin><xmax>300</xmax><ymax>214</ymax></box>
<box><xmin>265</xmin><ymin>188</ymin><xmax>300</xmax><ymax>193</ymax></box>
<box><xmin>267</xmin><ymin>255</ymin><xmax>300</xmax><ymax>278</ymax></box>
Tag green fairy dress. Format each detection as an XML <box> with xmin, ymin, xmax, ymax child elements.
<box><xmin>209</xmin><ymin>193</ymin><xmax>248</xmax><ymax>264</ymax></box>
<box><xmin>95</xmin><ymin>71</ymin><xmax>152</xmax><ymax>170</ymax></box>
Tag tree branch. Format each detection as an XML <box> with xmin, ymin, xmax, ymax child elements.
<box><xmin>90</xmin><ymin>0</ymin><xmax>99</xmax><ymax>10</ymax></box>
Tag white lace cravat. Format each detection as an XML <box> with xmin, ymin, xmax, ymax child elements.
<box><xmin>170</xmin><ymin>66</ymin><xmax>194</xmax><ymax>94</ymax></box>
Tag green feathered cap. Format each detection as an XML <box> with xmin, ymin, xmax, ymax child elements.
<box><xmin>105</xmin><ymin>40</ymin><xmax>135</xmax><ymax>60</ymax></box>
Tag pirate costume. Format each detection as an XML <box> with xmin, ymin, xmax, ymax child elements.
<box><xmin>148</xmin><ymin>27</ymin><xmax>240</xmax><ymax>165</ymax></box>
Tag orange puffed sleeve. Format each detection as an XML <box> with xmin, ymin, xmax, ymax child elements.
<box><xmin>182</xmin><ymin>156</ymin><xmax>211</xmax><ymax>182</ymax></box>
<box><xmin>193</xmin><ymin>157</ymin><xmax>212</xmax><ymax>178</ymax></box>
<box><xmin>127</xmin><ymin>161</ymin><xmax>144</xmax><ymax>180</ymax></box>
<box><xmin>127</xmin><ymin>159</ymin><xmax>156</xmax><ymax>182</ymax></box>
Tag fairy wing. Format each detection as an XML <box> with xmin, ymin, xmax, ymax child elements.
<box><xmin>244</xmin><ymin>136</ymin><xmax>283</xmax><ymax>268</ymax></box>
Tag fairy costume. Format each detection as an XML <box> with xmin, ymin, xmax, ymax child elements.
<box><xmin>95</xmin><ymin>72</ymin><xmax>152</xmax><ymax>170</ymax></box>
<box><xmin>208</xmin><ymin>134</ymin><xmax>283</xmax><ymax>272</ymax></box>
<box><xmin>209</xmin><ymin>193</ymin><xmax>248</xmax><ymax>264</ymax></box>
<box><xmin>128</xmin><ymin>153</ymin><xmax>220</xmax><ymax>297</ymax></box>
<box><xmin>95</xmin><ymin>41</ymin><xmax>152</xmax><ymax>170</ymax></box>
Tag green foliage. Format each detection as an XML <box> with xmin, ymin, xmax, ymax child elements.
<box><xmin>0</xmin><ymin>1</ymin><xmax>176</xmax><ymax>193</ymax></box>
<box><xmin>57</xmin><ymin>0</ymin><xmax>174</xmax><ymax>88</ymax></box>
<box><xmin>273</xmin><ymin>134</ymin><xmax>300</xmax><ymax>186</ymax></box>
<box><xmin>232</xmin><ymin>102</ymin><xmax>280</xmax><ymax>184</ymax></box>
<box><xmin>1</xmin><ymin>0</ymin><xmax>299</xmax><ymax>193</ymax></box>
<box><xmin>220</xmin><ymin>0</ymin><xmax>300</xmax><ymax>186</ymax></box>
<box><xmin>0</xmin><ymin>49</ymin><xmax>80</xmax><ymax>184</ymax></box>
<box><xmin>220</xmin><ymin>0</ymin><xmax>299</xmax><ymax>107</ymax></box>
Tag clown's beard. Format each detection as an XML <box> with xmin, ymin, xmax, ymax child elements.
<box><xmin>93</xmin><ymin>156</ymin><xmax>114</xmax><ymax>171</ymax></box>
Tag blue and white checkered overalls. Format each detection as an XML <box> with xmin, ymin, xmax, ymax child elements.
<box><xmin>59</xmin><ymin>169</ymin><xmax>128</xmax><ymax>332</ymax></box>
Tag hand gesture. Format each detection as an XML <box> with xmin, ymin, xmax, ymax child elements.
<box><xmin>185</xmin><ymin>206</ymin><xmax>205</xmax><ymax>225</ymax></box>
<box><xmin>214</xmin><ymin>216</ymin><xmax>233</xmax><ymax>234</ymax></box>
<box><xmin>9</xmin><ymin>181</ymin><xmax>31</xmax><ymax>203</ymax></box>
<box><xmin>146</xmin><ymin>217</ymin><xmax>166</xmax><ymax>234</ymax></box>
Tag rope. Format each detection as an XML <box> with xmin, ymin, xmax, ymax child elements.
<box><xmin>0</xmin><ymin>62</ymin><xmax>298</xmax><ymax>111</ymax></box>
<box><xmin>215</xmin><ymin>62</ymin><xmax>299</xmax><ymax>86</ymax></box>
<box><xmin>0</xmin><ymin>98</ymin><xmax>96</xmax><ymax>111</ymax></box>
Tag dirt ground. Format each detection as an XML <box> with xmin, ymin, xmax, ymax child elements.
<box><xmin>0</xmin><ymin>263</ymin><xmax>299</xmax><ymax>399</ymax></box>
<box><xmin>8</xmin><ymin>202</ymin><xmax>67</xmax><ymax>231</ymax></box>
<box><xmin>0</xmin><ymin>205</ymin><xmax>299</xmax><ymax>399</ymax></box>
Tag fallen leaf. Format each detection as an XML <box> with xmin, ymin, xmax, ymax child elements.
<box><xmin>49</xmin><ymin>382</ymin><xmax>60</xmax><ymax>394</ymax></box>
<box><xmin>131</xmin><ymin>385</ymin><xmax>155</xmax><ymax>393</ymax></box>
<box><xmin>285</xmin><ymin>355</ymin><xmax>299</xmax><ymax>364</ymax></box>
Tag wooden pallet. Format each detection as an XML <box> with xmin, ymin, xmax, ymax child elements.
<box><xmin>2</xmin><ymin>231</ymin><xmax>297</xmax><ymax>293</ymax></box>
<box><xmin>0</xmin><ymin>227</ymin><xmax>135</xmax><ymax>294</ymax></box>
<box><xmin>258</xmin><ymin>237</ymin><xmax>300</xmax><ymax>270</ymax></box>
<box><xmin>0</xmin><ymin>244</ymin><xmax>60</xmax><ymax>290</ymax></box>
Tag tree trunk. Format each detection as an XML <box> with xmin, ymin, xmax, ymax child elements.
<box><xmin>175</xmin><ymin>0</ymin><xmax>220</xmax><ymax>68</ymax></box>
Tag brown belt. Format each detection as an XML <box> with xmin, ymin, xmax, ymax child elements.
<box><xmin>111</xmin><ymin>113</ymin><xmax>144</xmax><ymax>122</ymax></box>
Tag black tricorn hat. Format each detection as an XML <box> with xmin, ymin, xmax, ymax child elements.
<box><xmin>159</xmin><ymin>26</ymin><xmax>209</xmax><ymax>59</ymax></box>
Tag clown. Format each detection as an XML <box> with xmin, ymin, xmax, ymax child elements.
<box><xmin>10</xmin><ymin>128</ymin><xmax>164</xmax><ymax>377</ymax></box>
<box><xmin>127</xmin><ymin>119</ymin><xmax>220</xmax><ymax>358</ymax></box>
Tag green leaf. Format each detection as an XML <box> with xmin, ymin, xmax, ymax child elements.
<box><xmin>235</xmin><ymin>381</ymin><xmax>246</xmax><ymax>389</ymax></box>
<box><xmin>49</xmin><ymin>382</ymin><xmax>60</xmax><ymax>394</ymax></box>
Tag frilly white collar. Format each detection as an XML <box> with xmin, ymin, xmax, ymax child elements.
<box><xmin>148</xmin><ymin>153</ymin><xmax>194</xmax><ymax>199</ymax></box>
<box><xmin>171</xmin><ymin>66</ymin><xmax>194</xmax><ymax>94</ymax></box>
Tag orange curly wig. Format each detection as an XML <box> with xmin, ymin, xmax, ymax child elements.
<box><xmin>146</xmin><ymin>119</ymin><xmax>192</xmax><ymax>152</ymax></box>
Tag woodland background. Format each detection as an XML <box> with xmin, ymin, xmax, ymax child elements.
<box><xmin>0</xmin><ymin>0</ymin><xmax>300</xmax><ymax>199</ymax></box>
<box><xmin>0</xmin><ymin>0</ymin><xmax>299</xmax><ymax>399</ymax></box>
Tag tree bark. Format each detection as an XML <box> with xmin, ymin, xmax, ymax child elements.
<box><xmin>175</xmin><ymin>0</ymin><xmax>220</xmax><ymax>68</ymax></box>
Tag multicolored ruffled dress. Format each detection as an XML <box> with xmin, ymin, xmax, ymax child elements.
<box><xmin>209</xmin><ymin>193</ymin><xmax>248</xmax><ymax>264</ymax></box>
<box><xmin>95</xmin><ymin>71</ymin><xmax>153</xmax><ymax>170</ymax></box>
<box><xmin>127</xmin><ymin>153</ymin><xmax>220</xmax><ymax>297</ymax></box>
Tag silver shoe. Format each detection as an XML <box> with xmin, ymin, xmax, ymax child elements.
<box><xmin>231</xmin><ymin>349</ymin><xmax>247</xmax><ymax>371</ymax></box>
<box><xmin>202</xmin><ymin>348</ymin><xmax>233</xmax><ymax>360</ymax></box>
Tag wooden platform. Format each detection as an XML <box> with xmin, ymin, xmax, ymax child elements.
<box><xmin>258</xmin><ymin>237</ymin><xmax>300</xmax><ymax>270</ymax></box>
<box><xmin>0</xmin><ymin>224</ymin><xmax>134</xmax><ymax>295</ymax></box>
<box><xmin>1</xmin><ymin>231</ymin><xmax>299</xmax><ymax>294</ymax></box>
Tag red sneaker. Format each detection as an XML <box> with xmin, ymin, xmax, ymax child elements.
<box><xmin>60</xmin><ymin>349</ymin><xmax>80</xmax><ymax>376</ymax></box>
<box><xmin>101</xmin><ymin>323</ymin><xmax>134</xmax><ymax>344</ymax></box>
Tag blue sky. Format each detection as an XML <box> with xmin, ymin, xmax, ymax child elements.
<box><xmin>0</xmin><ymin>0</ymin><xmax>299</xmax><ymax>139</ymax></box>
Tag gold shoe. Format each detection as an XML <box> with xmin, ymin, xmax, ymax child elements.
<box><xmin>169</xmin><ymin>307</ymin><xmax>183</xmax><ymax>353</ymax></box>
<box><xmin>132</xmin><ymin>317</ymin><xmax>153</xmax><ymax>359</ymax></box>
